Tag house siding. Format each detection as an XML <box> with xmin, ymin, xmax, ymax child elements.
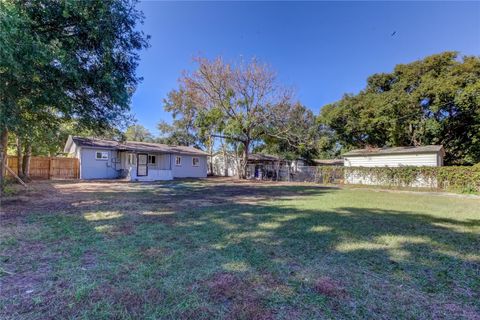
<box><xmin>80</xmin><ymin>148</ymin><xmax>119</xmax><ymax>179</ymax></box>
<box><xmin>344</xmin><ymin>153</ymin><xmax>439</xmax><ymax>167</ymax></box>
<box><xmin>68</xmin><ymin>136</ymin><xmax>207</xmax><ymax>181</ymax></box>
<box><xmin>343</xmin><ymin>152</ymin><xmax>442</xmax><ymax>187</ymax></box>
<box><xmin>171</xmin><ymin>154</ymin><xmax>207</xmax><ymax>178</ymax></box>
<box><xmin>122</xmin><ymin>152</ymin><xmax>173</xmax><ymax>181</ymax></box>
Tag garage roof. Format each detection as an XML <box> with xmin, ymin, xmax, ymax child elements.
<box><xmin>343</xmin><ymin>145</ymin><xmax>444</xmax><ymax>157</ymax></box>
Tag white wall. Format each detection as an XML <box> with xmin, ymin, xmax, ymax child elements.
<box><xmin>344</xmin><ymin>153</ymin><xmax>440</xmax><ymax>167</ymax></box>
<box><xmin>130</xmin><ymin>166</ymin><xmax>173</xmax><ymax>181</ymax></box>
<box><xmin>119</xmin><ymin>152</ymin><xmax>173</xmax><ymax>181</ymax></box>
<box><xmin>210</xmin><ymin>155</ymin><xmax>238</xmax><ymax>177</ymax></box>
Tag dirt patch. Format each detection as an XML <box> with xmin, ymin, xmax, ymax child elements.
<box><xmin>85</xmin><ymin>284</ymin><xmax>164</xmax><ymax>318</ymax></box>
<box><xmin>141</xmin><ymin>247</ymin><xmax>172</xmax><ymax>259</ymax></box>
<box><xmin>139</xmin><ymin>212</ymin><xmax>177</xmax><ymax>225</ymax></box>
<box><xmin>96</xmin><ymin>222</ymin><xmax>136</xmax><ymax>237</ymax></box>
<box><xmin>0</xmin><ymin>261</ymin><xmax>70</xmax><ymax>319</ymax></box>
<box><xmin>206</xmin><ymin>272</ymin><xmax>239</xmax><ymax>301</ymax></box>
<box><xmin>314</xmin><ymin>276</ymin><xmax>347</xmax><ymax>299</ymax></box>
<box><xmin>0</xmin><ymin>178</ymin><xmax>327</xmax><ymax>222</ymax></box>
<box><xmin>440</xmin><ymin>303</ymin><xmax>480</xmax><ymax>320</ymax></box>
<box><xmin>0</xmin><ymin>198</ymin><xmax>27</xmax><ymax>206</ymax></box>
<box><xmin>204</xmin><ymin>272</ymin><xmax>274</xmax><ymax>320</ymax></box>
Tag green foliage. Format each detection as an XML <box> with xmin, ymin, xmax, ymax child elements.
<box><xmin>1</xmin><ymin>0</ymin><xmax>148</xmax><ymax>143</ymax></box>
<box><xmin>157</xmin><ymin>120</ymin><xmax>201</xmax><ymax>147</ymax></box>
<box><xmin>124</xmin><ymin>125</ymin><xmax>154</xmax><ymax>142</ymax></box>
<box><xmin>162</xmin><ymin>56</ymin><xmax>296</xmax><ymax>178</ymax></box>
<box><xmin>0</xmin><ymin>180</ymin><xmax>15</xmax><ymax>195</ymax></box>
<box><xmin>261</xmin><ymin>103</ymin><xmax>320</xmax><ymax>161</ymax></box>
<box><xmin>318</xmin><ymin>52</ymin><xmax>480</xmax><ymax>165</ymax></box>
<box><xmin>436</xmin><ymin>166</ymin><xmax>480</xmax><ymax>193</ymax></box>
<box><xmin>330</xmin><ymin>166</ymin><xmax>480</xmax><ymax>193</ymax></box>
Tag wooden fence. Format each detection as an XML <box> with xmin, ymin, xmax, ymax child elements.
<box><xmin>6</xmin><ymin>156</ymin><xmax>79</xmax><ymax>180</ymax></box>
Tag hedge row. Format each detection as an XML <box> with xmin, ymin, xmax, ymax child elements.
<box><xmin>315</xmin><ymin>165</ymin><xmax>480</xmax><ymax>193</ymax></box>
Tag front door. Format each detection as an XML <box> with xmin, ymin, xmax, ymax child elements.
<box><xmin>137</xmin><ymin>153</ymin><xmax>148</xmax><ymax>176</ymax></box>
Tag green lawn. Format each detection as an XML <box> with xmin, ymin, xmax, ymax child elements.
<box><xmin>1</xmin><ymin>179</ymin><xmax>479</xmax><ymax>319</ymax></box>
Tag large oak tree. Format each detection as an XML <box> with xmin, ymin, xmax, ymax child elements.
<box><xmin>319</xmin><ymin>52</ymin><xmax>480</xmax><ymax>165</ymax></box>
<box><xmin>0</xmin><ymin>0</ymin><xmax>148</xmax><ymax>190</ymax></box>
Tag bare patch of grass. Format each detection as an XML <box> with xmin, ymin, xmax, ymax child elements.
<box><xmin>204</xmin><ymin>272</ymin><xmax>274</xmax><ymax>320</ymax></box>
<box><xmin>313</xmin><ymin>276</ymin><xmax>347</xmax><ymax>298</ymax></box>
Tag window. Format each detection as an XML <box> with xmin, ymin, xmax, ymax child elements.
<box><xmin>192</xmin><ymin>157</ymin><xmax>199</xmax><ymax>167</ymax></box>
<box><xmin>148</xmin><ymin>155</ymin><xmax>156</xmax><ymax>164</ymax></box>
<box><xmin>128</xmin><ymin>153</ymin><xmax>135</xmax><ymax>165</ymax></box>
<box><xmin>95</xmin><ymin>151</ymin><xmax>108</xmax><ymax>160</ymax></box>
<box><xmin>175</xmin><ymin>156</ymin><xmax>182</xmax><ymax>166</ymax></box>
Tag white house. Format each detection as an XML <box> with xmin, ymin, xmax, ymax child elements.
<box><xmin>209</xmin><ymin>152</ymin><xmax>239</xmax><ymax>177</ymax></box>
<box><xmin>343</xmin><ymin>145</ymin><xmax>445</xmax><ymax>167</ymax></box>
<box><xmin>64</xmin><ymin>136</ymin><xmax>208</xmax><ymax>181</ymax></box>
<box><xmin>210</xmin><ymin>153</ymin><xmax>307</xmax><ymax>179</ymax></box>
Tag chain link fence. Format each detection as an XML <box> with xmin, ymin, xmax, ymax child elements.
<box><xmin>240</xmin><ymin>164</ymin><xmax>479</xmax><ymax>191</ymax></box>
<box><xmin>246</xmin><ymin>164</ymin><xmax>344</xmax><ymax>184</ymax></box>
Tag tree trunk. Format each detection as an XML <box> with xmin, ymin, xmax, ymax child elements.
<box><xmin>208</xmin><ymin>135</ymin><xmax>214</xmax><ymax>175</ymax></box>
<box><xmin>0</xmin><ymin>128</ymin><xmax>8</xmax><ymax>195</ymax></box>
<box><xmin>16</xmin><ymin>136</ymin><xmax>24</xmax><ymax>178</ymax></box>
<box><xmin>240</xmin><ymin>140</ymin><xmax>250</xmax><ymax>179</ymax></box>
<box><xmin>23</xmin><ymin>142</ymin><xmax>32</xmax><ymax>180</ymax></box>
<box><xmin>232</xmin><ymin>142</ymin><xmax>241</xmax><ymax>179</ymax></box>
<box><xmin>221</xmin><ymin>139</ymin><xmax>228</xmax><ymax>177</ymax></box>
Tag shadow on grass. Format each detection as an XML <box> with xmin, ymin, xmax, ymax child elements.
<box><xmin>1</xmin><ymin>180</ymin><xmax>479</xmax><ymax>319</ymax></box>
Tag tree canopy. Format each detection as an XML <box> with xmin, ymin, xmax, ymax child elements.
<box><xmin>318</xmin><ymin>52</ymin><xmax>480</xmax><ymax>165</ymax></box>
<box><xmin>0</xmin><ymin>0</ymin><xmax>148</xmax><ymax>187</ymax></box>
<box><xmin>125</xmin><ymin>124</ymin><xmax>154</xmax><ymax>142</ymax></box>
<box><xmin>162</xmin><ymin>56</ymin><xmax>317</xmax><ymax>177</ymax></box>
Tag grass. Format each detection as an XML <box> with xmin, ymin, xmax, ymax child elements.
<box><xmin>1</xmin><ymin>179</ymin><xmax>479</xmax><ymax>319</ymax></box>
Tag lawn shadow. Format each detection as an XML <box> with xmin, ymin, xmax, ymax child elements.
<box><xmin>168</xmin><ymin>202</ymin><xmax>479</xmax><ymax>318</ymax></box>
<box><xmin>1</xmin><ymin>179</ymin><xmax>479</xmax><ymax>319</ymax></box>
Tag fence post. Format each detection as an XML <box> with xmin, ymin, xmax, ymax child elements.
<box><xmin>48</xmin><ymin>157</ymin><xmax>52</xmax><ymax>180</ymax></box>
<box><xmin>76</xmin><ymin>159</ymin><xmax>80</xmax><ymax>179</ymax></box>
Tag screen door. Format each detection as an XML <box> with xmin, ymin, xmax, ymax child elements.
<box><xmin>137</xmin><ymin>153</ymin><xmax>148</xmax><ymax>176</ymax></box>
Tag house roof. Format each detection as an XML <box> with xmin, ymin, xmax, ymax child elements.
<box><xmin>70</xmin><ymin>136</ymin><xmax>119</xmax><ymax>150</ymax></box>
<box><xmin>313</xmin><ymin>159</ymin><xmax>344</xmax><ymax>165</ymax></box>
<box><xmin>212</xmin><ymin>153</ymin><xmax>304</xmax><ymax>162</ymax></box>
<box><xmin>342</xmin><ymin>145</ymin><xmax>444</xmax><ymax>157</ymax></box>
<box><xmin>69</xmin><ymin>136</ymin><xmax>208</xmax><ymax>156</ymax></box>
<box><xmin>248</xmin><ymin>154</ymin><xmax>282</xmax><ymax>161</ymax></box>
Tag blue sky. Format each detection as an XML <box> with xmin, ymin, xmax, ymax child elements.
<box><xmin>131</xmin><ymin>1</ymin><xmax>480</xmax><ymax>135</ymax></box>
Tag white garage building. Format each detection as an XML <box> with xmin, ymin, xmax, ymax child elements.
<box><xmin>342</xmin><ymin>145</ymin><xmax>445</xmax><ymax>187</ymax></box>
<box><xmin>343</xmin><ymin>145</ymin><xmax>445</xmax><ymax>168</ymax></box>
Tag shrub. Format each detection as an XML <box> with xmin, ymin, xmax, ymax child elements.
<box><xmin>339</xmin><ymin>166</ymin><xmax>480</xmax><ymax>193</ymax></box>
<box><xmin>437</xmin><ymin>166</ymin><xmax>480</xmax><ymax>193</ymax></box>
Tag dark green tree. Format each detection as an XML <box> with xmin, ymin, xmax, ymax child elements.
<box><xmin>0</xmin><ymin>0</ymin><xmax>148</xmax><ymax>189</ymax></box>
<box><xmin>125</xmin><ymin>124</ymin><xmax>154</xmax><ymax>142</ymax></box>
<box><xmin>260</xmin><ymin>102</ymin><xmax>320</xmax><ymax>161</ymax></box>
<box><xmin>319</xmin><ymin>52</ymin><xmax>480</xmax><ymax>165</ymax></box>
<box><xmin>156</xmin><ymin>120</ymin><xmax>202</xmax><ymax>148</ymax></box>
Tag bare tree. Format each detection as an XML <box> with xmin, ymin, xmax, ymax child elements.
<box><xmin>164</xmin><ymin>56</ymin><xmax>291</xmax><ymax>178</ymax></box>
